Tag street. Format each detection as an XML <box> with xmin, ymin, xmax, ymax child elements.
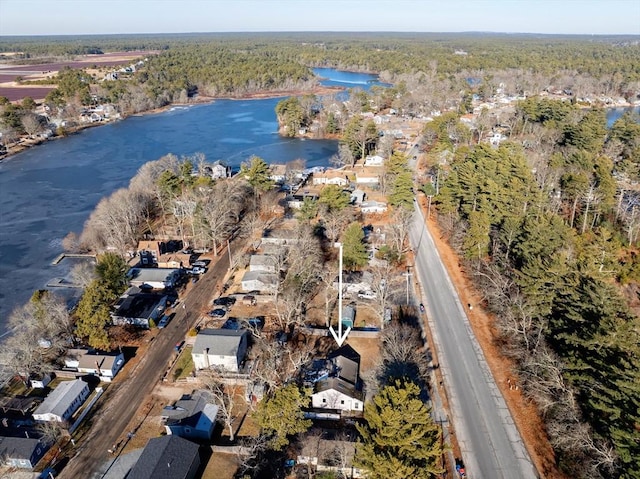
<box><xmin>409</xmin><ymin>202</ymin><xmax>537</xmax><ymax>479</ymax></box>
<box><xmin>59</xmin><ymin>242</ymin><xmax>240</xmax><ymax>479</ymax></box>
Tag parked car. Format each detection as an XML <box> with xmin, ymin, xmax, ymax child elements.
<box><xmin>175</xmin><ymin>341</ymin><xmax>184</xmax><ymax>352</ymax></box>
<box><xmin>192</xmin><ymin>260</ymin><xmax>208</xmax><ymax>267</ymax></box>
<box><xmin>358</xmin><ymin>290</ymin><xmax>376</xmax><ymax>300</ymax></box>
<box><xmin>242</xmin><ymin>295</ymin><xmax>257</xmax><ymax>306</ymax></box>
<box><xmin>209</xmin><ymin>308</ymin><xmax>227</xmax><ymax>318</ymax></box>
<box><xmin>213</xmin><ymin>296</ymin><xmax>236</xmax><ymax>307</ymax></box>
<box><xmin>157</xmin><ymin>315</ymin><xmax>171</xmax><ymax>329</ymax></box>
<box><xmin>191</xmin><ymin>266</ymin><xmax>206</xmax><ymax>274</ymax></box>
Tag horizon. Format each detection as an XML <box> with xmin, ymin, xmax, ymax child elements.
<box><xmin>1</xmin><ymin>0</ymin><xmax>639</xmax><ymax>36</ymax></box>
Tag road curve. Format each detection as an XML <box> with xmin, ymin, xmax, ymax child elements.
<box><xmin>409</xmin><ymin>202</ymin><xmax>537</xmax><ymax>479</ymax></box>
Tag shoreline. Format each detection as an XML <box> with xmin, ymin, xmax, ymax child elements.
<box><xmin>0</xmin><ymin>84</ymin><xmax>345</xmax><ymax>162</ymax></box>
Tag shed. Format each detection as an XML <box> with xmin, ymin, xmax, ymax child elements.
<box><xmin>341</xmin><ymin>305</ymin><xmax>355</xmax><ymax>329</ymax></box>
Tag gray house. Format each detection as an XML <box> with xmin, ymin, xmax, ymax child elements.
<box><xmin>249</xmin><ymin>254</ymin><xmax>278</xmax><ymax>273</ymax></box>
<box><xmin>161</xmin><ymin>390</ymin><xmax>219</xmax><ymax>440</ymax></box>
<box><xmin>240</xmin><ymin>270</ymin><xmax>278</xmax><ymax>293</ymax></box>
<box><xmin>127</xmin><ymin>435</ymin><xmax>200</xmax><ymax>479</ymax></box>
<box><xmin>0</xmin><ymin>436</ymin><xmax>50</xmax><ymax>469</ymax></box>
<box><xmin>192</xmin><ymin>329</ymin><xmax>249</xmax><ymax>373</ymax></box>
<box><xmin>32</xmin><ymin>379</ymin><xmax>90</xmax><ymax>423</ymax></box>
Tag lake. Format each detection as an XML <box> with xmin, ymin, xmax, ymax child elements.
<box><xmin>0</xmin><ymin>68</ymin><xmax>381</xmax><ymax>330</ymax></box>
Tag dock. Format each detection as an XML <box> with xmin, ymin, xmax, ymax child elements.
<box><xmin>51</xmin><ymin>253</ymin><xmax>96</xmax><ymax>265</ymax></box>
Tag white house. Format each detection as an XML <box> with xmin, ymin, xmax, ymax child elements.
<box><xmin>249</xmin><ymin>254</ymin><xmax>278</xmax><ymax>273</ymax></box>
<box><xmin>355</xmin><ymin>171</ymin><xmax>380</xmax><ymax>185</ymax></box>
<box><xmin>192</xmin><ymin>329</ymin><xmax>249</xmax><ymax>373</ymax></box>
<box><xmin>311</xmin><ymin>344</ymin><xmax>364</xmax><ymax>413</ymax></box>
<box><xmin>128</xmin><ymin>268</ymin><xmax>181</xmax><ymax>290</ymax></box>
<box><xmin>33</xmin><ymin>379</ymin><xmax>90</xmax><ymax>423</ymax></box>
<box><xmin>360</xmin><ymin>200</ymin><xmax>387</xmax><ymax>214</ymax></box>
<box><xmin>75</xmin><ymin>351</ymin><xmax>125</xmax><ymax>382</ymax></box>
<box><xmin>364</xmin><ymin>155</ymin><xmax>384</xmax><ymax>166</ymax></box>
<box><xmin>312</xmin><ymin>170</ymin><xmax>350</xmax><ymax>186</ymax></box>
<box><xmin>241</xmin><ymin>271</ymin><xmax>278</xmax><ymax>292</ymax></box>
<box><xmin>311</xmin><ymin>378</ymin><xmax>364</xmax><ymax>412</ymax></box>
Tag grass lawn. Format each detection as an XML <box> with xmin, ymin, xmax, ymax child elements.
<box><xmin>172</xmin><ymin>346</ymin><xmax>194</xmax><ymax>380</ymax></box>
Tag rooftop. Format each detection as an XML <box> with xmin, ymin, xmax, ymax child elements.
<box><xmin>33</xmin><ymin>379</ymin><xmax>87</xmax><ymax>419</ymax></box>
<box><xmin>193</xmin><ymin>329</ymin><xmax>247</xmax><ymax>357</ymax></box>
<box><xmin>126</xmin><ymin>435</ymin><xmax>200</xmax><ymax>479</ymax></box>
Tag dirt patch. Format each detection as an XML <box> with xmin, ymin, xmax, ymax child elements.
<box><xmin>201</xmin><ymin>451</ymin><xmax>239</xmax><ymax>479</ymax></box>
<box><xmin>417</xmin><ymin>196</ymin><xmax>562</xmax><ymax>478</ymax></box>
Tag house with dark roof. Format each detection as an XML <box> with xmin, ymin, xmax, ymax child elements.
<box><xmin>32</xmin><ymin>379</ymin><xmax>90</xmax><ymax>423</ymax></box>
<box><xmin>192</xmin><ymin>329</ymin><xmax>249</xmax><ymax>373</ymax></box>
<box><xmin>0</xmin><ymin>436</ymin><xmax>50</xmax><ymax>469</ymax></box>
<box><xmin>311</xmin><ymin>345</ymin><xmax>364</xmax><ymax>413</ymax></box>
<box><xmin>127</xmin><ymin>435</ymin><xmax>201</xmax><ymax>479</ymax></box>
<box><xmin>111</xmin><ymin>286</ymin><xmax>167</xmax><ymax>329</ymax></box>
<box><xmin>161</xmin><ymin>390</ymin><xmax>219</xmax><ymax>440</ymax></box>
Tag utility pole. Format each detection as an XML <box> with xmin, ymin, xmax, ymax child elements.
<box><xmin>226</xmin><ymin>239</ymin><xmax>232</xmax><ymax>271</ymax></box>
<box><xmin>402</xmin><ymin>266</ymin><xmax>412</xmax><ymax>304</ymax></box>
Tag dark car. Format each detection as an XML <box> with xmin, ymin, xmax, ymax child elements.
<box><xmin>213</xmin><ymin>296</ymin><xmax>236</xmax><ymax>307</ymax></box>
<box><xmin>209</xmin><ymin>308</ymin><xmax>227</xmax><ymax>318</ymax></box>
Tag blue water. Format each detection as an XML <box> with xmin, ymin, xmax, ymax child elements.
<box><xmin>313</xmin><ymin>68</ymin><xmax>390</xmax><ymax>91</ymax></box>
<box><xmin>606</xmin><ymin>105</ymin><xmax>640</xmax><ymax>127</ymax></box>
<box><xmin>0</xmin><ymin>69</ymin><xmax>386</xmax><ymax>327</ymax></box>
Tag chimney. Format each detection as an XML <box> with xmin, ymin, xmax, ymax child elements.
<box><xmin>95</xmin><ymin>360</ymin><xmax>102</xmax><ymax>377</ymax></box>
<box><xmin>203</xmin><ymin>348</ymin><xmax>210</xmax><ymax>369</ymax></box>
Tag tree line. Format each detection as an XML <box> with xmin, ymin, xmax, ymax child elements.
<box><xmin>428</xmin><ymin>97</ymin><xmax>639</xmax><ymax>478</ymax></box>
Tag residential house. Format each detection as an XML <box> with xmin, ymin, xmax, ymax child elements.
<box><xmin>127</xmin><ymin>435</ymin><xmax>200</xmax><ymax>479</ymax></box>
<box><xmin>128</xmin><ymin>268</ymin><xmax>181</xmax><ymax>290</ymax></box>
<box><xmin>359</xmin><ymin>200</ymin><xmax>387</xmax><ymax>214</ymax></box>
<box><xmin>311</xmin><ymin>345</ymin><xmax>364</xmax><ymax>413</ymax></box>
<box><xmin>0</xmin><ymin>436</ymin><xmax>50</xmax><ymax>470</ymax></box>
<box><xmin>192</xmin><ymin>329</ymin><xmax>249</xmax><ymax>373</ymax></box>
<box><xmin>269</xmin><ymin>163</ymin><xmax>288</xmax><ymax>184</ymax></box>
<box><xmin>206</xmin><ymin>161</ymin><xmax>230</xmax><ymax>179</ymax></box>
<box><xmin>249</xmin><ymin>254</ymin><xmax>278</xmax><ymax>273</ymax></box>
<box><xmin>157</xmin><ymin>252</ymin><xmax>191</xmax><ymax>269</ymax></box>
<box><xmin>137</xmin><ymin>240</ymin><xmax>165</xmax><ymax>266</ymax></box>
<box><xmin>111</xmin><ymin>286</ymin><xmax>167</xmax><ymax>328</ymax></box>
<box><xmin>364</xmin><ymin>155</ymin><xmax>384</xmax><ymax>166</ymax></box>
<box><xmin>33</xmin><ymin>379</ymin><xmax>90</xmax><ymax>423</ymax></box>
<box><xmin>354</xmin><ymin>169</ymin><xmax>380</xmax><ymax>185</ymax></box>
<box><xmin>286</xmin><ymin>193</ymin><xmax>319</xmax><ymax>210</ymax></box>
<box><xmin>312</xmin><ymin>170</ymin><xmax>350</xmax><ymax>186</ymax></box>
<box><xmin>332</xmin><ymin>271</ymin><xmax>374</xmax><ymax>296</ymax></box>
<box><xmin>241</xmin><ymin>271</ymin><xmax>278</xmax><ymax>293</ymax></box>
<box><xmin>28</xmin><ymin>373</ymin><xmax>52</xmax><ymax>389</ymax></box>
<box><xmin>350</xmin><ymin>189</ymin><xmax>366</xmax><ymax>205</ymax></box>
<box><xmin>74</xmin><ymin>350</ymin><xmax>125</xmax><ymax>382</ymax></box>
<box><xmin>161</xmin><ymin>390</ymin><xmax>218</xmax><ymax>440</ymax></box>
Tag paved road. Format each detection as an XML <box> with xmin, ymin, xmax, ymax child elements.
<box><xmin>59</xmin><ymin>243</ymin><xmax>239</xmax><ymax>479</ymax></box>
<box><xmin>409</xmin><ymin>202</ymin><xmax>537</xmax><ymax>479</ymax></box>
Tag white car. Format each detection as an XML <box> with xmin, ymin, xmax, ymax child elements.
<box><xmin>191</xmin><ymin>266</ymin><xmax>206</xmax><ymax>274</ymax></box>
<box><xmin>358</xmin><ymin>290</ymin><xmax>376</xmax><ymax>300</ymax></box>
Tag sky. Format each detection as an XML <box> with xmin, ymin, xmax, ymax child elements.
<box><xmin>0</xmin><ymin>0</ymin><xmax>639</xmax><ymax>36</ymax></box>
